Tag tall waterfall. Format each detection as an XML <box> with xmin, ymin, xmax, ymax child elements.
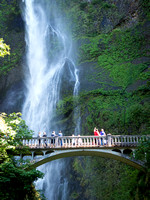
<box><xmin>21</xmin><ymin>0</ymin><xmax>79</xmax><ymax>199</ymax></box>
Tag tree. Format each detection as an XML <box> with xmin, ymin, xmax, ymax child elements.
<box><xmin>0</xmin><ymin>38</ymin><xmax>10</xmax><ymax>57</ymax></box>
<box><xmin>133</xmin><ymin>139</ymin><xmax>150</xmax><ymax>200</ymax></box>
<box><xmin>0</xmin><ymin>112</ymin><xmax>45</xmax><ymax>200</ymax></box>
<box><xmin>0</xmin><ymin>112</ymin><xmax>33</xmax><ymax>163</ymax></box>
<box><xmin>135</xmin><ymin>138</ymin><xmax>150</xmax><ymax>169</ymax></box>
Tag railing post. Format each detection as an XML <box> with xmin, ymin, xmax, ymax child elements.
<box><xmin>68</xmin><ymin>138</ymin><xmax>70</xmax><ymax>147</ymax></box>
<box><xmin>55</xmin><ymin>137</ymin><xmax>58</xmax><ymax>147</ymax></box>
<box><xmin>20</xmin><ymin>153</ymin><xmax>23</xmax><ymax>159</ymax></box>
<box><xmin>132</xmin><ymin>149</ymin><xmax>135</xmax><ymax>158</ymax></box>
<box><xmin>31</xmin><ymin>151</ymin><xmax>34</xmax><ymax>160</ymax></box>
<box><xmin>107</xmin><ymin>134</ymin><xmax>112</xmax><ymax>147</ymax></box>
<box><xmin>42</xmin><ymin>151</ymin><xmax>46</xmax><ymax>156</ymax></box>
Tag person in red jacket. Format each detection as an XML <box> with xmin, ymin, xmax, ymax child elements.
<box><xmin>94</xmin><ymin>127</ymin><xmax>100</xmax><ymax>145</ymax></box>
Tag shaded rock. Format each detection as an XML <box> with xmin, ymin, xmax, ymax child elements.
<box><xmin>7</xmin><ymin>13</ymin><xmax>24</xmax><ymax>32</ymax></box>
<box><xmin>100</xmin><ymin>16</ymin><xmax>113</xmax><ymax>32</ymax></box>
<box><xmin>60</xmin><ymin>59</ymin><xmax>77</xmax><ymax>98</ymax></box>
<box><xmin>0</xmin><ymin>80</ymin><xmax>26</xmax><ymax>113</ymax></box>
<box><xmin>132</xmin><ymin>57</ymin><xmax>150</xmax><ymax>65</ymax></box>
<box><xmin>78</xmin><ymin>61</ymin><xmax>122</xmax><ymax>92</ymax></box>
<box><xmin>0</xmin><ymin>63</ymin><xmax>24</xmax><ymax>98</ymax></box>
<box><xmin>126</xmin><ymin>79</ymin><xmax>148</xmax><ymax>92</ymax></box>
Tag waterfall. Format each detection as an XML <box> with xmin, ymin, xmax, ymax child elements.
<box><xmin>21</xmin><ymin>0</ymin><xmax>80</xmax><ymax>199</ymax></box>
<box><xmin>73</xmin><ymin>67</ymin><xmax>81</xmax><ymax>136</ymax></box>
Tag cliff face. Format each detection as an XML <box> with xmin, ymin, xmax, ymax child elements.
<box><xmin>54</xmin><ymin>0</ymin><xmax>150</xmax><ymax>136</ymax></box>
<box><xmin>56</xmin><ymin>0</ymin><xmax>147</xmax><ymax>35</ymax></box>
<box><xmin>53</xmin><ymin>2</ymin><xmax>150</xmax><ymax>199</ymax></box>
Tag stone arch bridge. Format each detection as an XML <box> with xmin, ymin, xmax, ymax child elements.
<box><xmin>17</xmin><ymin>134</ymin><xmax>149</xmax><ymax>171</ymax></box>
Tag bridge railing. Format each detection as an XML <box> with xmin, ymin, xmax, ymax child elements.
<box><xmin>111</xmin><ymin>135</ymin><xmax>148</xmax><ymax>146</ymax></box>
<box><xmin>20</xmin><ymin>135</ymin><xmax>149</xmax><ymax>149</ymax></box>
<box><xmin>22</xmin><ymin>136</ymin><xmax>106</xmax><ymax>148</ymax></box>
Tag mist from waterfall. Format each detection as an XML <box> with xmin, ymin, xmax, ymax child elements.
<box><xmin>21</xmin><ymin>0</ymin><xmax>80</xmax><ymax>199</ymax></box>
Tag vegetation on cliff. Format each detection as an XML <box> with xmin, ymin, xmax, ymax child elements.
<box><xmin>70</xmin><ymin>139</ymin><xmax>150</xmax><ymax>200</ymax></box>
<box><xmin>55</xmin><ymin>0</ymin><xmax>150</xmax><ymax>199</ymax></box>
<box><xmin>0</xmin><ymin>0</ymin><xmax>24</xmax><ymax>76</ymax></box>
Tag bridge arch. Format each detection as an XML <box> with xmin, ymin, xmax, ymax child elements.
<box><xmin>26</xmin><ymin>149</ymin><xmax>145</xmax><ymax>171</ymax></box>
<box><xmin>123</xmin><ymin>149</ymin><xmax>133</xmax><ymax>155</ymax></box>
<box><xmin>112</xmin><ymin>149</ymin><xmax>122</xmax><ymax>153</ymax></box>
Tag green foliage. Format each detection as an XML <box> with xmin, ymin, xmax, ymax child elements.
<box><xmin>55</xmin><ymin>0</ymin><xmax>118</xmax><ymax>37</ymax></box>
<box><xmin>79</xmin><ymin>2</ymin><xmax>88</xmax><ymax>10</ymax></box>
<box><xmin>135</xmin><ymin>139</ymin><xmax>150</xmax><ymax>169</ymax></box>
<box><xmin>79</xmin><ymin>27</ymin><xmax>149</xmax><ymax>89</ymax></box>
<box><xmin>0</xmin><ymin>112</ymin><xmax>33</xmax><ymax>163</ymax></box>
<box><xmin>57</xmin><ymin>96</ymin><xmax>75</xmax><ymax>117</ymax></box>
<box><xmin>0</xmin><ymin>0</ymin><xmax>21</xmax><ymax>37</ymax></box>
<box><xmin>91</xmin><ymin>0</ymin><xmax>115</xmax><ymax>8</ymax></box>
<box><xmin>54</xmin><ymin>0</ymin><xmax>150</xmax><ymax>38</ymax></box>
<box><xmin>0</xmin><ymin>38</ymin><xmax>10</xmax><ymax>57</ymax></box>
<box><xmin>91</xmin><ymin>0</ymin><xmax>100</xmax><ymax>5</ymax></box>
<box><xmin>0</xmin><ymin>0</ymin><xmax>24</xmax><ymax>75</ymax></box>
<box><xmin>71</xmin><ymin>138</ymin><xmax>150</xmax><ymax>200</ymax></box>
<box><xmin>57</xmin><ymin>87</ymin><xmax>150</xmax><ymax>135</ymax></box>
<box><xmin>0</xmin><ymin>43</ymin><xmax>23</xmax><ymax>75</ymax></box>
<box><xmin>53</xmin><ymin>3</ymin><xmax>150</xmax><ymax>198</ymax></box>
<box><xmin>71</xmin><ymin>157</ymin><xmax>139</xmax><ymax>200</ymax></box>
<box><xmin>0</xmin><ymin>162</ymin><xmax>44</xmax><ymax>200</ymax></box>
<box><xmin>131</xmin><ymin>139</ymin><xmax>150</xmax><ymax>200</ymax></box>
<box><xmin>140</xmin><ymin>0</ymin><xmax>150</xmax><ymax>19</ymax></box>
<box><xmin>0</xmin><ymin>112</ymin><xmax>45</xmax><ymax>200</ymax></box>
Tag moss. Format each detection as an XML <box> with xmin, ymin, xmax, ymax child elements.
<box><xmin>56</xmin><ymin>85</ymin><xmax>150</xmax><ymax>136</ymax></box>
<box><xmin>71</xmin><ymin>156</ymin><xmax>139</xmax><ymax>200</ymax></box>
<box><xmin>55</xmin><ymin>0</ymin><xmax>123</xmax><ymax>37</ymax></box>
<box><xmin>139</xmin><ymin>0</ymin><xmax>150</xmax><ymax>20</ymax></box>
<box><xmin>55</xmin><ymin>0</ymin><xmax>150</xmax><ymax>38</ymax></box>
<box><xmin>0</xmin><ymin>0</ymin><xmax>24</xmax><ymax>76</ymax></box>
<box><xmin>78</xmin><ymin>25</ymin><xmax>149</xmax><ymax>89</ymax></box>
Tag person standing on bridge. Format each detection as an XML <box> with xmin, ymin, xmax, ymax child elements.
<box><xmin>72</xmin><ymin>134</ymin><xmax>76</xmax><ymax>146</ymax></box>
<box><xmin>100</xmin><ymin>129</ymin><xmax>106</xmax><ymax>145</ymax></box>
<box><xmin>51</xmin><ymin>131</ymin><xmax>56</xmax><ymax>147</ymax></box>
<box><xmin>43</xmin><ymin>132</ymin><xmax>47</xmax><ymax>147</ymax></box>
<box><xmin>94</xmin><ymin>127</ymin><xmax>100</xmax><ymax>145</ymax></box>
<box><xmin>38</xmin><ymin>132</ymin><xmax>41</xmax><ymax>147</ymax></box>
<box><xmin>78</xmin><ymin>135</ymin><xmax>82</xmax><ymax>146</ymax></box>
<box><xmin>58</xmin><ymin>130</ymin><xmax>63</xmax><ymax>147</ymax></box>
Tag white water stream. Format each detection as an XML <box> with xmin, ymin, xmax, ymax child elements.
<box><xmin>21</xmin><ymin>0</ymin><xmax>80</xmax><ymax>199</ymax></box>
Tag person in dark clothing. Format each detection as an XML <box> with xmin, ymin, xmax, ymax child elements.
<box><xmin>38</xmin><ymin>132</ymin><xmax>41</xmax><ymax>147</ymax></box>
<box><xmin>51</xmin><ymin>131</ymin><xmax>56</xmax><ymax>146</ymax></box>
<box><xmin>43</xmin><ymin>132</ymin><xmax>47</xmax><ymax>147</ymax></box>
<box><xmin>58</xmin><ymin>130</ymin><xmax>63</xmax><ymax>147</ymax></box>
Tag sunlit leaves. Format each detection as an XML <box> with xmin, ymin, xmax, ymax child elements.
<box><xmin>0</xmin><ymin>113</ymin><xmax>44</xmax><ymax>199</ymax></box>
<box><xmin>0</xmin><ymin>38</ymin><xmax>10</xmax><ymax>57</ymax></box>
<box><xmin>0</xmin><ymin>112</ymin><xmax>33</xmax><ymax>163</ymax></box>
